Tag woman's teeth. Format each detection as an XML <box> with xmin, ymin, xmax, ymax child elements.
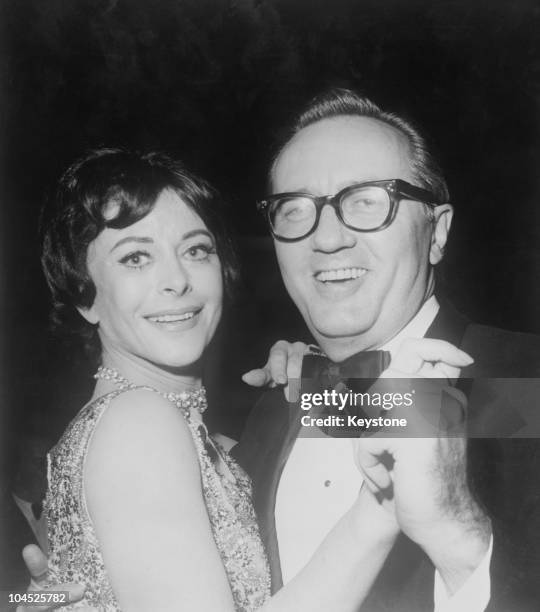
<box><xmin>147</xmin><ymin>312</ymin><xmax>196</xmax><ymax>323</ymax></box>
<box><xmin>315</xmin><ymin>267</ymin><xmax>367</xmax><ymax>282</ymax></box>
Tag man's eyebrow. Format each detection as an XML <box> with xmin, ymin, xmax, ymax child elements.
<box><xmin>273</xmin><ymin>179</ymin><xmax>386</xmax><ymax>196</ymax></box>
<box><xmin>109</xmin><ymin>229</ymin><xmax>213</xmax><ymax>253</ymax></box>
<box><xmin>273</xmin><ymin>186</ymin><xmax>311</xmax><ymax>194</ymax></box>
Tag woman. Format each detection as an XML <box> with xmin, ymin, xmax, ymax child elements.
<box><xmin>41</xmin><ymin>148</ymin><xmax>398</xmax><ymax>611</ymax></box>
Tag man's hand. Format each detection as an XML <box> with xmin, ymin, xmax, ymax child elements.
<box><xmin>16</xmin><ymin>544</ymin><xmax>92</xmax><ymax>612</ymax></box>
<box><xmin>242</xmin><ymin>340</ymin><xmax>308</xmax><ymax>400</ymax></box>
<box><xmin>353</xmin><ymin>338</ymin><xmax>491</xmax><ymax>596</ymax></box>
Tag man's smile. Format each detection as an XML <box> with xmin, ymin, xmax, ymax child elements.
<box><xmin>311</xmin><ymin>266</ymin><xmax>369</xmax><ymax>299</ymax></box>
<box><xmin>314</xmin><ymin>267</ymin><xmax>367</xmax><ymax>283</ymax></box>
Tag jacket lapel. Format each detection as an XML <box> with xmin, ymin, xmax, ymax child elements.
<box><xmin>232</xmin><ymin>388</ymin><xmax>304</xmax><ymax>592</ymax></box>
<box><xmin>424</xmin><ymin>298</ymin><xmax>470</xmax><ymax>346</ymax></box>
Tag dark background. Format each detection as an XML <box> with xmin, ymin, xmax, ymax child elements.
<box><xmin>1</xmin><ymin>0</ymin><xmax>539</xmax><ymax>585</ymax></box>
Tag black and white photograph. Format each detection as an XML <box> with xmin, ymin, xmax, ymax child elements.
<box><xmin>1</xmin><ymin>1</ymin><xmax>540</xmax><ymax>610</ymax></box>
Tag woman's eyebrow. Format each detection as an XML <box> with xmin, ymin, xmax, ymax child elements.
<box><xmin>183</xmin><ymin>229</ymin><xmax>213</xmax><ymax>241</ymax></box>
<box><xmin>109</xmin><ymin>229</ymin><xmax>213</xmax><ymax>253</ymax></box>
<box><xmin>110</xmin><ymin>236</ymin><xmax>153</xmax><ymax>253</ymax></box>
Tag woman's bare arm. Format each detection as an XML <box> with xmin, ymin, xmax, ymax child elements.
<box><xmin>85</xmin><ymin>389</ymin><xmax>236</xmax><ymax>611</ymax></box>
<box><xmin>80</xmin><ymin>387</ymin><xmax>399</xmax><ymax>611</ymax></box>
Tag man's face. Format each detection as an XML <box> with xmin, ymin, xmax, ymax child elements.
<box><xmin>271</xmin><ymin>116</ymin><xmax>452</xmax><ymax>360</ymax></box>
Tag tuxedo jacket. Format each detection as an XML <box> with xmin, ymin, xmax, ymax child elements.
<box><xmin>232</xmin><ymin>303</ymin><xmax>540</xmax><ymax>611</ymax></box>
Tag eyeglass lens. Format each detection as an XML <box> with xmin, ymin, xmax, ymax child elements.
<box><xmin>270</xmin><ymin>185</ymin><xmax>391</xmax><ymax>239</ymax></box>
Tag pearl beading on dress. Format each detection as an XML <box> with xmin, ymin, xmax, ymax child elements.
<box><xmin>94</xmin><ymin>366</ymin><xmax>207</xmax><ymax>417</ymax></box>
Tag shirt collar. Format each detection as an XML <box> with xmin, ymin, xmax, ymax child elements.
<box><xmin>381</xmin><ymin>295</ymin><xmax>440</xmax><ymax>358</ymax></box>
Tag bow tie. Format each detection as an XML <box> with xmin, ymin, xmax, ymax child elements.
<box><xmin>302</xmin><ymin>349</ymin><xmax>391</xmax><ymax>387</ymax></box>
<box><xmin>301</xmin><ymin>349</ymin><xmax>391</xmax><ymax>437</ymax></box>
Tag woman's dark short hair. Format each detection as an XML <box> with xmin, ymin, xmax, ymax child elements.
<box><xmin>41</xmin><ymin>148</ymin><xmax>239</xmax><ymax>357</ymax></box>
<box><xmin>271</xmin><ymin>88</ymin><xmax>449</xmax><ymax>204</ymax></box>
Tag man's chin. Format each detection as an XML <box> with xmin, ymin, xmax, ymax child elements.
<box><xmin>310</xmin><ymin>313</ymin><xmax>371</xmax><ymax>337</ymax></box>
<box><xmin>311</xmin><ymin>321</ymin><xmax>375</xmax><ymax>356</ymax></box>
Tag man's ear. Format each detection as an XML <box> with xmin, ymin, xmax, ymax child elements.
<box><xmin>76</xmin><ymin>303</ymin><xmax>99</xmax><ymax>325</ymax></box>
<box><xmin>429</xmin><ymin>204</ymin><xmax>453</xmax><ymax>265</ymax></box>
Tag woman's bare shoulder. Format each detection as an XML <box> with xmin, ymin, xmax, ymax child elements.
<box><xmin>85</xmin><ymin>387</ymin><xmax>201</xmax><ymax>501</ymax></box>
<box><xmin>93</xmin><ymin>387</ymin><xmax>191</xmax><ymax>436</ymax></box>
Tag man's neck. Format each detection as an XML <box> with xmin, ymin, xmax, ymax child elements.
<box><xmin>381</xmin><ymin>296</ymin><xmax>440</xmax><ymax>356</ymax></box>
<box><xmin>318</xmin><ymin>296</ymin><xmax>440</xmax><ymax>362</ymax></box>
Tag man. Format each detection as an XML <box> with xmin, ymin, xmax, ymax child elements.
<box><xmin>235</xmin><ymin>89</ymin><xmax>540</xmax><ymax>611</ymax></box>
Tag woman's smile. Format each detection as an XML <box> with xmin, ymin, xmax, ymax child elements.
<box><xmin>144</xmin><ymin>305</ymin><xmax>204</xmax><ymax>331</ymax></box>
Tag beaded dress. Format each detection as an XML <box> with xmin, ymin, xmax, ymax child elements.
<box><xmin>44</xmin><ymin>383</ymin><xmax>271</xmax><ymax>611</ymax></box>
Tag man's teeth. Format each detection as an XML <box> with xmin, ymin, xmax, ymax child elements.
<box><xmin>316</xmin><ymin>267</ymin><xmax>366</xmax><ymax>282</ymax></box>
<box><xmin>148</xmin><ymin>312</ymin><xmax>196</xmax><ymax>323</ymax></box>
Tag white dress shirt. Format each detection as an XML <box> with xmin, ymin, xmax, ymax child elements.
<box><xmin>275</xmin><ymin>296</ymin><xmax>492</xmax><ymax>611</ymax></box>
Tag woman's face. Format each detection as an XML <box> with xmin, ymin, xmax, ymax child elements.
<box><xmin>80</xmin><ymin>189</ymin><xmax>223</xmax><ymax>370</ymax></box>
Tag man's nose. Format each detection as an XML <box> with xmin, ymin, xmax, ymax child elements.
<box><xmin>311</xmin><ymin>204</ymin><xmax>356</xmax><ymax>252</ymax></box>
<box><xmin>158</xmin><ymin>255</ymin><xmax>191</xmax><ymax>296</ymax></box>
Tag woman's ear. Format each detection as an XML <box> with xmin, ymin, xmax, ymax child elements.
<box><xmin>76</xmin><ymin>304</ymin><xmax>99</xmax><ymax>325</ymax></box>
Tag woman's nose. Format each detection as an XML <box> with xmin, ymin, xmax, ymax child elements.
<box><xmin>158</xmin><ymin>257</ymin><xmax>191</xmax><ymax>296</ymax></box>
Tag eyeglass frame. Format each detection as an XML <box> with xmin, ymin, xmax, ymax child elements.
<box><xmin>257</xmin><ymin>179</ymin><xmax>443</xmax><ymax>242</ymax></box>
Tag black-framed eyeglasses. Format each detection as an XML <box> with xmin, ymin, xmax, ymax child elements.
<box><xmin>257</xmin><ymin>179</ymin><xmax>442</xmax><ymax>242</ymax></box>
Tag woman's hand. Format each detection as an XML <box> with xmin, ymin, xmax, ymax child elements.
<box><xmin>242</xmin><ymin>340</ymin><xmax>309</xmax><ymax>400</ymax></box>
<box><xmin>380</xmin><ymin>337</ymin><xmax>472</xmax><ymax>381</ymax></box>
<box><xmin>16</xmin><ymin>544</ymin><xmax>93</xmax><ymax>612</ymax></box>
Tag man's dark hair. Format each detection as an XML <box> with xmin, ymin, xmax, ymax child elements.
<box><xmin>41</xmin><ymin>148</ymin><xmax>239</xmax><ymax>357</ymax></box>
<box><xmin>271</xmin><ymin>88</ymin><xmax>449</xmax><ymax>204</ymax></box>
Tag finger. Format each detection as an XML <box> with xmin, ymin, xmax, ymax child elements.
<box><xmin>390</xmin><ymin>338</ymin><xmax>473</xmax><ymax>374</ymax></box>
<box><xmin>356</xmin><ymin>461</ymin><xmax>387</xmax><ymax>495</ymax></box>
<box><xmin>354</xmin><ymin>442</ymin><xmax>393</xmax><ymax>491</ymax></box>
<box><xmin>284</xmin><ymin>342</ymin><xmax>307</xmax><ymax>402</ymax></box>
<box><xmin>409</xmin><ymin>338</ymin><xmax>472</xmax><ymax>366</ymax></box>
<box><xmin>286</xmin><ymin>342</ymin><xmax>307</xmax><ymax>381</ymax></box>
<box><xmin>358</xmin><ymin>479</ymin><xmax>397</xmax><ymax>516</ymax></box>
<box><xmin>241</xmin><ymin>368</ymin><xmax>272</xmax><ymax>387</ymax></box>
<box><xmin>268</xmin><ymin>341</ymin><xmax>290</xmax><ymax>386</ymax></box>
<box><xmin>361</xmin><ymin>460</ymin><xmax>392</xmax><ymax>492</ymax></box>
<box><xmin>21</xmin><ymin>583</ymin><xmax>87</xmax><ymax>612</ymax></box>
<box><xmin>424</xmin><ymin>361</ymin><xmax>461</xmax><ymax>381</ymax></box>
<box><xmin>241</xmin><ymin>340</ymin><xmax>293</xmax><ymax>387</ymax></box>
<box><xmin>359</xmin><ymin>473</ymin><xmax>382</xmax><ymax>497</ymax></box>
<box><xmin>60</xmin><ymin>583</ymin><xmax>87</xmax><ymax>604</ymax></box>
<box><xmin>284</xmin><ymin>379</ymin><xmax>300</xmax><ymax>403</ymax></box>
<box><xmin>22</xmin><ymin>544</ymin><xmax>49</xmax><ymax>583</ymax></box>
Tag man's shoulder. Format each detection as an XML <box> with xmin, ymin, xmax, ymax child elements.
<box><xmin>465</xmin><ymin>321</ymin><xmax>540</xmax><ymax>344</ymax></box>
<box><xmin>462</xmin><ymin>322</ymin><xmax>540</xmax><ymax>377</ymax></box>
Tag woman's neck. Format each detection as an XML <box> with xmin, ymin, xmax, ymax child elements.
<box><xmin>95</xmin><ymin>345</ymin><xmax>202</xmax><ymax>397</ymax></box>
